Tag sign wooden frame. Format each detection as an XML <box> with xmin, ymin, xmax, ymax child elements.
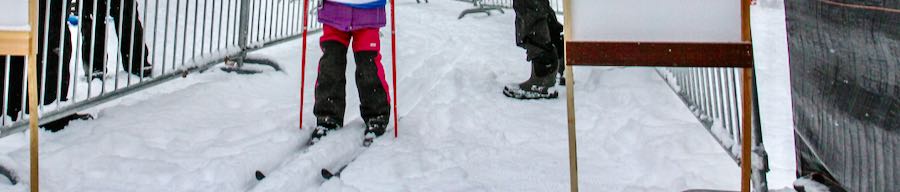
<box><xmin>1</xmin><ymin>0</ymin><xmax>40</xmax><ymax>191</ymax></box>
<box><xmin>562</xmin><ymin>0</ymin><xmax>755</xmax><ymax>192</ymax></box>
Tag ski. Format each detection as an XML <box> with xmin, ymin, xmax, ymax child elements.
<box><xmin>249</xmin><ymin>121</ymin><xmax>368</xmax><ymax>191</ymax></box>
<box><xmin>319</xmin><ymin>136</ymin><xmax>375</xmax><ymax>180</ymax></box>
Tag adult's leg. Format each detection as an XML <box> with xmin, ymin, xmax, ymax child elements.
<box><xmin>3</xmin><ymin>57</ymin><xmax>26</xmax><ymax>121</ymax></box>
<box><xmin>79</xmin><ymin>0</ymin><xmax>109</xmax><ymax>78</ymax></box>
<box><xmin>111</xmin><ymin>0</ymin><xmax>152</xmax><ymax>77</ymax></box>
<box><xmin>504</xmin><ymin>0</ymin><xmax>560</xmax><ymax>99</ymax></box>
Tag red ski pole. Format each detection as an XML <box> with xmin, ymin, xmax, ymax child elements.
<box><xmin>390</xmin><ymin>0</ymin><xmax>399</xmax><ymax>138</ymax></box>
<box><xmin>299</xmin><ymin>0</ymin><xmax>310</xmax><ymax>130</ymax></box>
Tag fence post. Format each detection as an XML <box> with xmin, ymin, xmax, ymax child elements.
<box><xmin>236</xmin><ymin>0</ymin><xmax>252</xmax><ymax>68</ymax></box>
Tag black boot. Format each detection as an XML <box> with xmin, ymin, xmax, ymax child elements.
<box><xmin>363</xmin><ymin>115</ymin><xmax>389</xmax><ymax>147</ymax></box>
<box><xmin>309</xmin><ymin>117</ymin><xmax>342</xmax><ymax>145</ymax></box>
<box><xmin>504</xmin><ymin>53</ymin><xmax>559</xmax><ymax>99</ymax></box>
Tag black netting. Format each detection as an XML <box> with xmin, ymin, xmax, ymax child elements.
<box><xmin>786</xmin><ymin>0</ymin><xmax>899</xmax><ymax>191</ymax></box>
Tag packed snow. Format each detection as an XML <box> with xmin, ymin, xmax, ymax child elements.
<box><xmin>0</xmin><ymin>0</ymin><xmax>796</xmax><ymax>191</ymax></box>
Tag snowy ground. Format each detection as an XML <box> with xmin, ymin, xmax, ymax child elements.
<box><xmin>0</xmin><ymin>0</ymin><xmax>795</xmax><ymax>191</ymax></box>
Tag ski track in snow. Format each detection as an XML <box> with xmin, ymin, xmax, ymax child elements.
<box><xmin>0</xmin><ymin>0</ymin><xmax>796</xmax><ymax>191</ymax></box>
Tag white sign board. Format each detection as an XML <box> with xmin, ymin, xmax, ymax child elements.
<box><xmin>0</xmin><ymin>0</ymin><xmax>30</xmax><ymax>31</ymax></box>
<box><xmin>569</xmin><ymin>0</ymin><xmax>742</xmax><ymax>42</ymax></box>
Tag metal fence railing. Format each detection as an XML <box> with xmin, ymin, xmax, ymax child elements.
<box><xmin>460</xmin><ymin>0</ymin><xmax>564</xmax><ymax>14</ymax></box>
<box><xmin>656</xmin><ymin>68</ymin><xmax>770</xmax><ymax>192</ymax></box>
<box><xmin>1</xmin><ymin>0</ymin><xmax>324</xmax><ymax>138</ymax></box>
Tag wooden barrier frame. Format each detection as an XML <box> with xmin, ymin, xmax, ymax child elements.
<box><xmin>0</xmin><ymin>0</ymin><xmax>39</xmax><ymax>191</ymax></box>
<box><xmin>562</xmin><ymin>0</ymin><xmax>755</xmax><ymax>192</ymax></box>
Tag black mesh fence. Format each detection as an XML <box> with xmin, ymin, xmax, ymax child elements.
<box><xmin>785</xmin><ymin>0</ymin><xmax>899</xmax><ymax>191</ymax></box>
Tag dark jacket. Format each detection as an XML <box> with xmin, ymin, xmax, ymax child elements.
<box><xmin>513</xmin><ymin>0</ymin><xmax>563</xmax><ymax>60</ymax></box>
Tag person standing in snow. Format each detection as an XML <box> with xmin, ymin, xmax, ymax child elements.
<box><xmin>503</xmin><ymin>0</ymin><xmax>565</xmax><ymax>99</ymax></box>
<box><xmin>310</xmin><ymin>0</ymin><xmax>392</xmax><ymax>144</ymax></box>
<box><xmin>75</xmin><ymin>0</ymin><xmax>153</xmax><ymax>79</ymax></box>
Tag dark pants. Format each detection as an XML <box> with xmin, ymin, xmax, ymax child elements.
<box><xmin>1</xmin><ymin>0</ymin><xmax>75</xmax><ymax>120</ymax></box>
<box><xmin>513</xmin><ymin>0</ymin><xmax>563</xmax><ymax>77</ymax></box>
<box><xmin>314</xmin><ymin>25</ymin><xmax>391</xmax><ymax>127</ymax></box>
<box><xmin>79</xmin><ymin>0</ymin><xmax>151</xmax><ymax>77</ymax></box>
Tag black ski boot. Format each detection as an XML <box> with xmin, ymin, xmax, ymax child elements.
<box><xmin>504</xmin><ymin>54</ymin><xmax>559</xmax><ymax>99</ymax></box>
<box><xmin>363</xmin><ymin>116</ymin><xmax>389</xmax><ymax>147</ymax></box>
<box><xmin>309</xmin><ymin>117</ymin><xmax>341</xmax><ymax>145</ymax></box>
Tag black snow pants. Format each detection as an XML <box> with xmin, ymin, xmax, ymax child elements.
<box><xmin>313</xmin><ymin>34</ymin><xmax>391</xmax><ymax>128</ymax></box>
<box><xmin>513</xmin><ymin>0</ymin><xmax>564</xmax><ymax>77</ymax></box>
<box><xmin>79</xmin><ymin>0</ymin><xmax>152</xmax><ymax>77</ymax></box>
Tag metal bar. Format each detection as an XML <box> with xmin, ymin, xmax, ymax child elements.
<box><xmin>390</xmin><ymin>0</ymin><xmax>398</xmax><ymax>138</ymax></box>
<box><xmin>217</xmin><ymin>0</ymin><xmax>225</xmax><ymax>52</ymax></box>
<box><xmin>3</xmin><ymin>56</ymin><xmax>9</xmax><ymax>126</ymax></box>
<box><xmin>139</xmin><ymin>0</ymin><xmax>150</xmax><ymax>83</ymax></box>
<box><xmin>127</xmin><ymin>0</ymin><xmax>138</xmax><ymax>86</ymax></box>
<box><xmin>171</xmin><ymin>0</ymin><xmax>181</xmax><ymax>72</ymax></box>
<box><xmin>72</xmin><ymin>0</ymin><xmax>86</xmax><ymax>102</ymax></box>
<box><xmin>190</xmin><ymin>0</ymin><xmax>199</xmax><ymax>60</ymax></box>
<box><xmin>253</xmin><ymin>0</ymin><xmax>260</xmax><ymax>43</ymax></box>
<box><xmin>160</xmin><ymin>0</ymin><xmax>170</xmax><ymax>75</ymax></box>
<box><xmin>225</xmin><ymin>0</ymin><xmax>234</xmax><ymax>49</ymax></box>
<box><xmin>151</xmin><ymin>0</ymin><xmax>162</xmax><ymax>79</ymax></box>
<box><xmin>115</xmin><ymin>0</ymin><xmax>125</xmax><ymax>91</ymax></box>
<box><xmin>19</xmin><ymin>58</ymin><xmax>26</xmax><ymax>127</ymax></box>
<box><xmin>704</xmin><ymin>68</ymin><xmax>714</xmax><ymax>121</ymax></box>
<box><xmin>86</xmin><ymin>0</ymin><xmax>99</xmax><ymax>98</ymax></box>
<box><xmin>39</xmin><ymin>0</ymin><xmax>51</xmax><ymax>111</ymax></box>
<box><xmin>182</xmin><ymin>0</ymin><xmax>191</xmax><ymax>67</ymax></box>
<box><xmin>100</xmin><ymin>0</ymin><xmax>112</xmax><ymax>96</ymax></box>
<box><xmin>56</xmin><ymin>0</ymin><xmax>68</xmax><ymax>110</ymax></box>
<box><xmin>731</xmin><ymin>68</ymin><xmax>743</xmax><ymax>143</ymax></box>
<box><xmin>298</xmin><ymin>0</ymin><xmax>308</xmax><ymax>129</ymax></box>
<box><xmin>724</xmin><ymin>69</ymin><xmax>736</xmax><ymax>134</ymax></box>
<box><xmin>202</xmin><ymin>0</ymin><xmax>209</xmax><ymax>56</ymax></box>
<box><xmin>237</xmin><ymin>0</ymin><xmax>251</xmax><ymax>67</ymax></box>
<box><xmin>267</xmin><ymin>0</ymin><xmax>274</xmax><ymax>40</ymax></box>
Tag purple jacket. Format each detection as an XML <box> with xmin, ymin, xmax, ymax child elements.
<box><xmin>317</xmin><ymin>1</ymin><xmax>386</xmax><ymax>32</ymax></box>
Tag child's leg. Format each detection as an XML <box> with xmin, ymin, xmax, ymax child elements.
<box><xmin>350</xmin><ymin>28</ymin><xmax>391</xmax><ymax>136</ymax></box>
<box><xmin>313</xmin><ymin>25</ymin><xmax>352</xmax><ymax>128</ymax></box>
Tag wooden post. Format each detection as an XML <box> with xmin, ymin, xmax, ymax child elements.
<box><xmin>27</xmin><ymin>0</ymin><xmax>40</xmax><ymax>191</ymax></box>
<box><xmin>740</xmin><ymin>0</ymin><xmax>753</xmax><ymax>192</ymax></box>
<box><xmin>563</xmin><ymin>0</ymin><xmax>578</xmax><ymax>192</ymax></box>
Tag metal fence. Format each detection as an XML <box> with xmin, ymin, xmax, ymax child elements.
<box><xmin>457</xmin><ymin>0</ymin><xmax>564</xmax><ymax>14</ymax></box>
<box><xmin>1</xmin><ymin>0</ymin><xmax>323</xmax><ymax>138</ymax></box>
<box><xmin>656</xmin><ymin>68</ymin><xmax>770</xmax><ymax>192</ymax></box>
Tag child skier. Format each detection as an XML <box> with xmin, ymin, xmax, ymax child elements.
<box><xmin>310</xmin><ymin>0</ymin><xmax>391</xmax><ymax>144</ymax></box>
<box><xmin>503</xmin><ymin>0</ymin><xmax>565</xmax><ymax>99</ymax></box>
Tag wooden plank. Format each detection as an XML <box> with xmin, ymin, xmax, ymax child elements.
<box><xmin>0</xmin><ymin>31</ymin><xmax>31</xmax><ymax>55</ymax></box>
<box><xmin>563</xmin><ymin>1</ymin><xmax>579</xmax><ymax>192</ymax></box>
<box><xmin>565</xmin><ymin>41</ymin><xmax>753</xmax><ymax>68</ymax></box>
<box><xmin>27</xmin><ymin>0</ymin><xmax>39</xmax><ymax>191</ymax></box>
<box><xmin>740</xmin><ymin>0</ymin><xmax>752</xmax><ymax>192</ymax></box>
